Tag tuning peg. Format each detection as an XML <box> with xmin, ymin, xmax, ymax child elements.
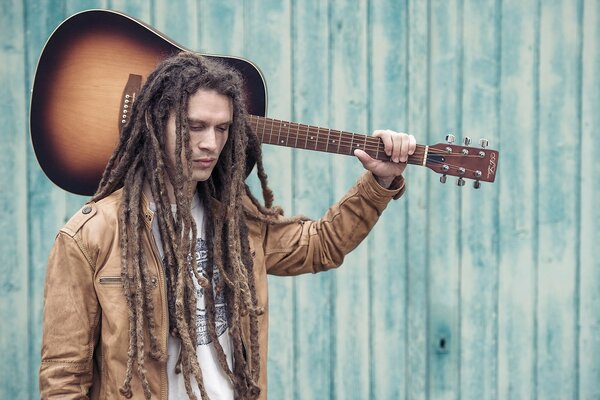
<box><xmin>446</xmin><ymin>134</ymin><xmax>455</xmax><ymax>144</ymax></box>
<box><xmin>464</xmin><ymin>137</ymin><xmax>471</xmax><ymax>145</ymax></box>
<box><xmin>457</xmin><ymin>177</ymin><xmax>465</xmax><ymax>187</ymax></box>
<box><xmin>473</xmin><ymin>180</ymin><xmax>481</xmax><ymax>189</ymax></box>
<box><xmin>480</xmin><ymin>138</ymin><xmax>489</xmax><ymax>148</ymax></box>
<box><xmin>440</xmin><ymin>175</ymin><xmax>447</xmax><ymax>184</ymax></box>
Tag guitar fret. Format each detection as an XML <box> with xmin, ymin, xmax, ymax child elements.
<box><xmin>292</xmin><ymin>121</ymin><xmax>298</xmax><ymax>148</ymax></box>
<box><xmin>275</xmin><ymin>119</ymin><xmax>281</xmax><ymax>145</ymax></box>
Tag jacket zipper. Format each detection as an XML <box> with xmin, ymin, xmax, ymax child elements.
<box><xmin>98</xmin><ymin>276</ymin><xmax>122</xmax><ymax>284</ymax></box>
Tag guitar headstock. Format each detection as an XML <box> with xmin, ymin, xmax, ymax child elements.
<box><xmin>425</xmin><ymin>135</ymin><xmax>499</xmax><ymax>188</ymax></box>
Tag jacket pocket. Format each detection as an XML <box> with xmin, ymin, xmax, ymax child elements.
<box><xmin>98</xmin><ymin>276</ymin><xmax>122</xmax><ymax>285</ymax></box>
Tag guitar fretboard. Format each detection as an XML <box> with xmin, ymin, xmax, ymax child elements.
<box><xmin>248</xmin><ymin>114</ymin><xmax>426</xmax><ymax>166</ymax></box>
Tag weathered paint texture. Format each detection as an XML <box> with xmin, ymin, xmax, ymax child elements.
<box><xmin>0</xmin><ymin>0</ymin><xmax>597</xmax><ymax>398</ymax></box>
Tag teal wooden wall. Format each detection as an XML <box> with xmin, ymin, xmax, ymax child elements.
<box><xmin>1</xmin><ymin>0</ymin><xmax>599</xmax><ymax>398</ymax></box>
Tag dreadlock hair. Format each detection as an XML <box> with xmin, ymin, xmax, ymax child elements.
<box><xmin>93</xmin><ymin>52</ymin><xmax>283</xmax><ymax>399</ymax></box>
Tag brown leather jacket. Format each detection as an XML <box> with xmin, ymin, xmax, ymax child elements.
<box><xmin>39</xmin><ymin>172</ymin><xmax>404</xmax><ymax>399</ymax></box>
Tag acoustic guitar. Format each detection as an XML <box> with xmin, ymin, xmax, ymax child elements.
<box><xmin>30</xmin><ymin>9</ymin><xmax>499</xmax><ymax>196</ymax></box>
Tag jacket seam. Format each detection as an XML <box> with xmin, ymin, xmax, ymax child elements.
<box><xmin>68</xmin><ymin>232</ymin><xmax>96</xmax><ymax>271</ymax></box>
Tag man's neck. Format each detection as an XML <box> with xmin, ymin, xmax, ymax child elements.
<box><xmin>142</xmin><ymin>180</ymin><xmax>196</xmax><ymax>205</ymax></box>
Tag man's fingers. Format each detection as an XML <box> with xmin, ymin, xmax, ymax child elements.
<box><xmin>354</xmin><ymin>149</ymin><xmax>375</xmax><ymax>168</ymax></box>
<box><xmin>373</xmin><ymin>130</ymin><xmax>393</xmax><ymax>156</ymax></box>
<box><xmin>409</xmin><ymin>134</ymin><xmax>417</xmax><ymax>155</ymax></box>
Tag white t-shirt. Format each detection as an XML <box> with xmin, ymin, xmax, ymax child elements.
<box><xmin>149</xmin><ymin>194</ymin><xmax>234</xmax><ymax>399</ymax></box>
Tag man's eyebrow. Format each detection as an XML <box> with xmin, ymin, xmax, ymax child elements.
<box><xmin>187</xmin><ymin>118</ymin><xmax>232</xmax><ymax>125</ymax></box>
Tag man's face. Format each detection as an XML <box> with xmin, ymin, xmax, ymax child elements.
<box><xmin>165</xmin><ymin>89</ymin><xmax>232</xmax><ymax>183</ymax></box>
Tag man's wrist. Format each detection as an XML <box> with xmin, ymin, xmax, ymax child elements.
<box><xmin>374</xmin><ymin>175</ymin><xmax>395</xmax><ymax>189</ymax></box>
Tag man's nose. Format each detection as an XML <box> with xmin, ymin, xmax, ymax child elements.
<box><xmin>196</xmin><ymin>129</ymin><xmax>218</xmax><ymax>151</ymax></box>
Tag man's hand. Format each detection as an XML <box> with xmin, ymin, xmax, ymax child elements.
<box><xmin>354</xmin><ymin>130</ymin><xmax>416</xmax><ymax>188</ymax></box>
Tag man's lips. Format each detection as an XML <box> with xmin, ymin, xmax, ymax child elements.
<box><xmin>192</xmin><ymin>158</ymin><xmax>216</xmax><ymax>167</ymax></box>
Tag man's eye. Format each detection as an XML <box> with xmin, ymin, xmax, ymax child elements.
<box><xmin>217</xmin><ymin>125</ymin><xmax>230</xmax><ymax>133</ymax></box>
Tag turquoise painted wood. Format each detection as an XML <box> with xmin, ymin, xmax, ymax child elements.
<box><xmin>428</xmin><ymin>0</ymin><xmax>461</xmax><ymax>398</ymax></box>
<box><xmin>291</xmin><ymin>1</ymin><xmax>334</xmax><ymax>399</ymax></box>
<box><xmin>1</xmin><ymin>1</ymin><xmax>29</xmax><ymax>398</ymax></box>
<box><xmin>498</xmin><ymin>0</ymin><xmax>538</xmax><ymax>398</ymax></box>
<box><xmin>580</xmin><ymin>2</ymin><xmax>600</xmax><ymax>399</ymax></box>
<box><xmin>368</xmin><ymin>1</ymin><xmax>409</xmax><ymax>399</ymax></box>
<box><xmin>2</xmin><ymin>0</ymin><xmax>599</xmax><ymax>398</ymax></box>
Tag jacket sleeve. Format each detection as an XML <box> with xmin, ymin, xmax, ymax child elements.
<box><xmin>39</xmin><ymin>231</ymin><xmax>100</xmax><ymax>399</ymax></box>
<box><xmin>262</xmin><ymin>171</ymin><xmax>405</xmax><ymax>276</ymax></box>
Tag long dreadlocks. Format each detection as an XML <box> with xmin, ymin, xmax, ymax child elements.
<box><xmin>93</xmin><ymin>52</ymin><xmax>281</xmax><ymax>399</ymax></box>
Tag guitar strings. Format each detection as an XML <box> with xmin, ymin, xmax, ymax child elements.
<box><xmin>250</xmin><ymin>117</ymin><xmax>427</xmax><ymax>156</ymax></box>
<box><xmin>249</xmin><ymin>116</ymin><xmax>487</xmax><ymax>163</ymax></box>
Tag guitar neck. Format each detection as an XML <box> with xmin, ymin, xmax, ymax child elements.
<box><xmin>248</xmin><ymin>114</ymin><xmax>427</xmax><ymax>166</ymax></box>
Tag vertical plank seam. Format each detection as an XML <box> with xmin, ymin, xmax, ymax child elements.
<box><xmin>366</xmin><ymin>0</ymin><xmax>374</xmax><ymax>397</ymax></box>
<box><xmin>532</xmin><ymin>0</ymin><xmax>541</xmax><ymax>398</ymax></box>
<box><xmin>425</xmin><ymin>0</ymin><xmax>432</xmax><ymax>398</ymax></box>
<box><xmin>365</xmin><ymin>3</ymin><xmax>372</xmax><ymax>395</ymax></box>
<box><xmin>23</xmin><ymin>0</ymin><xmax>32</xmax><ymax>396</ymax></box>
<box><xmin>457</xmin><ymin>0</ymin><xmax>465</xmax><ymax>397</ymax></box>
<box><xmin>425</xmin><ymin>1</ymin><xmax>432</xmax><ymax>398</ymax></box>
<box><xmin>327</xmin><ymin>1</ymin><xmax>337</xmax><ymax>398</ymax></box>
<box><xmin>494</xmin><ymin>0</ymin><xmax>504</xmax><ymax>399</ymax></box>
<box><xmin>575</xmin><ymin>0</ymin><xmax>584</xmax><ymax>398</ymax></box>
<box><xmin>403</xmin><ymin>0</ymin><xmax>411</xmax><ymax>399</ymax></box>
<box><xmin>290</xmin><ymin>1</ymin><xmax>299</xmax><ymax>398</ymax></box>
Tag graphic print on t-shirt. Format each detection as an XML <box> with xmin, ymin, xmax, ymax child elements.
<box><xmin>193</xmin><ymin>238</ymin><xmax>228</xmax><ymax>345</ymax></box>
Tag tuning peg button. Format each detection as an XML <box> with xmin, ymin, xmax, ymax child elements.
<box><xmin>464</xmin><ymin>137</ymin><xmax>471</xmax><ymax>145</ymax></box>
<box><xmin>446</xmin><ymin>134</ymin><xmax>455</xmax><ymax>144</ymax></box>
<box><xmin>473</xmin><ymin>180</ymin><xmax>481</xmax><ymax>189</ymax></box>
<box><xmin>480</xmin><ymin>138</ymin><xmax>489</xmax><ymax>148</ymax></box>
<box><xmin>457</xmin><ymin>177</ymin><xmax>465</xmax><ymax>187</ymax></box>
<box><xmin>440</xmin><ymin>175</ymin><xmax>447</xmax><ymax>183</ymax></box>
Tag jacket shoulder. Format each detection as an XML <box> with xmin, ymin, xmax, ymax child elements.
<box><xmin>60</xmin><ymin>190</ymin><xmax>123</xmax><ymax>237</ymax></box>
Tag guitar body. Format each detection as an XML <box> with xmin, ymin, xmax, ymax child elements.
<box><xmin>31</xmin><ymin>9</ymin><xmax>267</xmax><ymax>195</ymax></box>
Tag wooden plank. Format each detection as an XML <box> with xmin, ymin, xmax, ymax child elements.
<box><xmin>154</xmin><ymin>0</ymin><xmax>199</xmax><ymax>49</ymax></box>
<box><xmin>329</xmin><ymin>1</ymin><xmax>370</xmax><ymax>399</ymax></box>
<box><xmin>110</xmin><ymin>1</ymin><xmax>153</xmax><ymax>28</ymax></box>
<box><xmin>368</xmin><ymin>1</ymin><xmax>409</xmax><ymax>399</ymax></box>
<box><xmin>197</xmin><ymin>0</ymin><xmax>245</xmax><ymax>56</ymax></box>
<box><xmin>537</xmin><ymin>0</ymin><xmax>581</xmax><ymax>398</ymax></box>
<box><xmin>0</xmin><ymin>1</ymin><xmax>29</xmax><ymax>398</ymax></box>
<box><xmin>579</xmin><ymin>0</ymin><xmax>600</xmax><ymax>398</ymax></box>
<box><xmin>497</xmin><ymin>0</ymin><xmax>538</xmax><ymax>398</ymax></box>
<box><xmin>459</xmin><ymin>0</ymin><xmax>500</xmax><ymax>399</ymax></box>
<box><xmin>290</xmin><ymin>0</ymin><xmax>334</xmax><ymax>399</ymax></box>
<box><xmin>427</xmin><ymin>0</ymin><xmax>462</xmax><ymax>399</ymax></box>
<box><xmin>406</xmin><ymin>0</ymin><xmax>431</xmax><ymax>398</ymax></box>
<box><xmin>24</xmin><ymin>2</ymin><xmax>73</xmax><ymax>398</ymax></box>
<box><xmin>243</xmin><ymin>1</ymin><xmax>295</xmax><ymax>398</ymax></box>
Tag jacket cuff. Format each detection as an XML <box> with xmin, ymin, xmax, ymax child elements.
<box><xmin>359</xmin><ymin>172</ymin><xmax>406</xmax><ymax>205</ymax></box>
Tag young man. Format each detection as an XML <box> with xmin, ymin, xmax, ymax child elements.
<box><xmin>39</xmin><ymin>52</ymin><xmax>415</xmax><ymax>399</ymax></box>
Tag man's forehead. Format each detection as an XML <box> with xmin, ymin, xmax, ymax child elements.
<box><xmin>186</xmin><ymin>90</ymin><xmax>233</xmax><ymax>122</ymax></box>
